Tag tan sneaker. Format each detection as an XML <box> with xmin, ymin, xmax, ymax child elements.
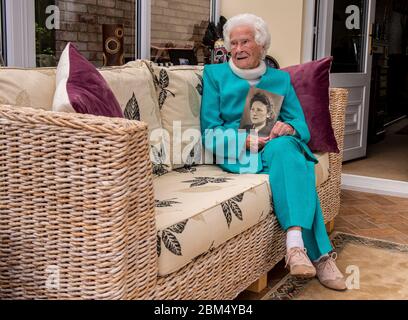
<box><xmin>314</xmin><ymin>252</ymin><xmax>347</xmax><ymax>291</ymax></box>
<box><xmin>285</xmin><ymin>247</ymin><xmax>316</xmax><ymax>278</ymax></box>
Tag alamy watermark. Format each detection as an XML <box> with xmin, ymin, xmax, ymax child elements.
<box><xmin>42</xmin><ymin>263</ymin><xmax>361</xmax><ymax>292</ymax></box>
<box><xmin>45</xmin><ymin>5</ymin><xmax>60</xmax><ymax>30</ymax></box>
<box><xmin>45</xmin><ymin>265</ymin><xmax>60</xmax><ymax>290</ymax></box>
<box><xmin>346</xmin><ymin>5</ymin><xmax>361</xmax><ymax>30</ymax></box>
<box><xmin>41</xmin><ymin>4</ymin><xmax>360</xmax><ymax>31</ymax></box>
<box><xmin>345</xmin><ymin>264</ymin><xmax>360</xmax><ymax>290</ymax></box>
<box><xmin>149</xmin><ymin>126</ymin><xmax>262</xmax><ymax>173</ymax></box>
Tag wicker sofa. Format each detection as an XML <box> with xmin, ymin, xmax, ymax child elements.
<box><xmin>0</xmin><ymin>61</ymin><xmax>347</xmax><ymax>299</ymax></box>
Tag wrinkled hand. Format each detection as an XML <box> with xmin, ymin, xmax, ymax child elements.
<box><xmin>246</xmin><ymin>134</ymin><xmax>269</xmax><ymax>153</ymax></box>
<box><xmin>269</xmin><ymin>121</ymin><xmax>295</xmax><ymax>139</ymax></box>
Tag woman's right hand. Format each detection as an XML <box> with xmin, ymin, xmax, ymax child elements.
<box><xmin>269</xmin><ymin>121</ymin><xmax>295</xmax><ymax>139</ymax></box>
<box><xmin>246</xmin><ymin>134</ymin><xmax>269</xmax><ymax>152</ymax></box>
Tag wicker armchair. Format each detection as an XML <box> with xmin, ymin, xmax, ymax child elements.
<box><xmin>0</xmin><ymin>88</ymin><xmax>347</xmax><ymax>299</ymax></box>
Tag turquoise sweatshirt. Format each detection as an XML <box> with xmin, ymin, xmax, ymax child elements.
<box><xmin>200</xmin><ymin>62</ymin><xmax>317</xmax><ymax>174</ymax></box>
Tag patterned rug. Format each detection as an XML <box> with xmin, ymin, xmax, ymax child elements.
<box><xmin>262</xmin><ymin>232</ymin><xmax>408</xmax><ymax>300</ymax></box>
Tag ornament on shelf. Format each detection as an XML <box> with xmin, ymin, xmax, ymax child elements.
<box><xmin>202</xmin><ymin>16</ymin><xmax>229</xmax><ymax>64</ymax></box>
<box><xmin>213</xmin><ymin>39</ymin><xmax>229</xmax><ymax>64</ymax></box>
<box><xmin>102</xmin><ymin>24</ymin><xmax>124</xmax><ymax>66</ymax></box>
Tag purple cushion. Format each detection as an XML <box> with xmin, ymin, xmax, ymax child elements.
<box><xmin>282</xmin><ymin>57</ymin><xmax>339</xmax><ymax>153</ymax></box>
<box><xmin>53</xmin><ymin>43</ymin><xmax>123</xmax><ymax>118</ymax></box>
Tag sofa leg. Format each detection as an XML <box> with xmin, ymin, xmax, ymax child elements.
<box><xmin>326</xmin><ymin>219</ymin><xmax>335</xmax><ymax>234</ymax></box>
<box><xmin>245</xmin><ymin>273</ymin><xmax>268</xmax><ymax>293</ymax></box>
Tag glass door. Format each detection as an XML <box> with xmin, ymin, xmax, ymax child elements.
<box><xmin>316</xmin><ymin>0</ymin><xmax>377</xmax><ymax>161</ymax></box>
<box><xmin>3</xmin><ymin>0</ymin><xmax>140</xmax><ymax>67</ymax></box>
<box><xmin>34</xmin><ymin>0</ymin><xmax>137</xmax><ymax>67</ymax></box>
<box><xmin>149</xmin><ymin>0</ymin><xmax>213</xmax><ymax>65</ymax></box>
<box><xmin>330</xmin><ymin>0</ymin><xmax>368</xmax><ymax>73</ymax></box>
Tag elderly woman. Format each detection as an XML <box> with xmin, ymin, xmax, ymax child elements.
<box><xmin>200</xmin><ymin>13</ymin><xmax>346</xmax><ymax>291</ymax></box>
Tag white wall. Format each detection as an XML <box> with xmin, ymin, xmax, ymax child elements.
<box><xmin>220</xmin><ymin>0</ymin><xmax>305</xmax><ymax>67</ymax></box>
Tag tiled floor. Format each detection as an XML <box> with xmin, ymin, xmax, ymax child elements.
<box><xmin>236</xmin><ymin>189</ymin><xmax>408</xmax><ymax>299</ymax></box>
<box><xmin>342</xmin><ymin>118</ymin><xmax>408</xmax><ymax>181</ymax></box>
<box><xmin>335</xmin><ymin>189</ymin><xmax>408</xmax><ymax>244</ymax></box>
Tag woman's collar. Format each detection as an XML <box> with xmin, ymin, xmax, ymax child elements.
<box><xmin>228</xmin><ymin>59</ymin><xmax>267</xmax><ymax>81</ymax></box>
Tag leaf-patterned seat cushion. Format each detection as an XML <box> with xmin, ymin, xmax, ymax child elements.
<box><xmin>154</xmin><ymin>152</ymin><xmax>330</xmax><ymax>276</ymax></box>
<box><xmin>154</xmin><ymin>164</ymin><xmax>272</xmax><ymax>276</ymax></box>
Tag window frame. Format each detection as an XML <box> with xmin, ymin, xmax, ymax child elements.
<box><xmin>4</xmin><ymin>0</ymin><xmax>220</xmax><ymax>66</ymax></box>
<box><xmin>137</xmin><ymin>0</ymin><xmax>220</xmax><ymax>60</ymax></box>
<box><xmin>0</xmin><ymin>0</ymin><xmax>5</xmax><ymax>65</ymax></box>
<box><xmin>136</xmin><ymin>0</ymin><xmax>150</xmax><ymax>59</ymax></box>
<box><xmin>4</xmin><ymin>0</ymin><xmax>36</xmax><ymax>67</ymax></box>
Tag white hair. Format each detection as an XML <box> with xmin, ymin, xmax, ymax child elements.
<box><xmin>223</xmin><ymin>13</ymin><xmax>271</xmax><ymax>59</ymax></box>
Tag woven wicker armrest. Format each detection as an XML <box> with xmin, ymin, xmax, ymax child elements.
<box><xmin>328</xmin><ymin>88</ymin><xmax>348</xmax><ymax>176</ymax></box>
<box><xmin>0</xmin><ymin>105</ymin><xmax>157</xmax><ymax>299</ymax></box>
<box><xmin>318</xmin><ymin>88</ymin><xmax>347</xmax><ymax>224</ymax></box>
<box><xmin>329</xmin><ymin>88</ymin><xmax>348</xmax><ymax>157</ymax></box>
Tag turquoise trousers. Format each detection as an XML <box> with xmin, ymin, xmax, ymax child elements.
<box><xmin>259</xmin><ymin>136</ymin><xmax>333</xmax><ymax>261</ymax></box>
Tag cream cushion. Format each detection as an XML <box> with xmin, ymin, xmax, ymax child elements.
<box><xmin>99</xmin><ymin>61</ymin><xmax>171</xmax><ymax>175</ymax></box>
<box><xmin>314</xmin><ymin>152</ymin><xmax>330</xmax><ymax>186</ymax></box>
<box><xmin>100</xmin><ymin>61</ymin><xmax>162</xmax><ymax>133</ymax></box>
<box><xmin>148</xmin><ymin>64</ymin><xmax>204</xmax><ymax>169</ymax></box>
<box><xmin>154</xmin><ymin>152</ymin><xmax>330</xmax><ymax>276</ymax></box>
<box><xmin>0</xmin><ymin>67</ymin><xmax>56</xmax><ymax>110</ymax></box>
<box><xmin>154</xmin><ymin>165</ymin><xmax>272</xmax><ymax>276</ymax></box>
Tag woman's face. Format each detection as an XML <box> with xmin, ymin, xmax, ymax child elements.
<box><xmin>230</xmin><ymin>25</ymin><xmax>264</xmax><ymax>69</ymax></box>
<box><xmin>250</xmin><ymin>101</ymin><xmax>268</xmax><ymax>126</ymax></box>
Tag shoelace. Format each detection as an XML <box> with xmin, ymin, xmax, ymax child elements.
<box><xmin>285</xmin><ymin>247</ymin><xmax>308</xmax><ymax>269</ymax></box>
<box><xmin>317</xmin><ymin>252</ymin><xmax>338</xmax><ymax>274</ymax></box>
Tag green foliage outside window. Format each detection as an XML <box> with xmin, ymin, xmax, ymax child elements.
<box><xmin>35</xmin><ymin>22</ymin><xmax>55</xmax><ymax>56</ymax></box>
<box><xmin>35</xmin><ymin>0</ymin><xmax>56</xmax><ymax>66</ymax></box>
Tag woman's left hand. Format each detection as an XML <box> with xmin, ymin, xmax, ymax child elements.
<box><xmin>269</xmin><ymin>121</ymin><xmax>295</xmax><ymax>139</ymax></box>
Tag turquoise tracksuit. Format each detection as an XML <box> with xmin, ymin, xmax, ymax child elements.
<box><xmin>200</xmin><ymin>62</ymin><xmax>332</xmax><ymax>261</ymax></box>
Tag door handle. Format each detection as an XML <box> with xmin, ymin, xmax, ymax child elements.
<box><xmin>368</xmin><ymin>23</ymin><xmax>374</xmax><ymax>55</ymax></box>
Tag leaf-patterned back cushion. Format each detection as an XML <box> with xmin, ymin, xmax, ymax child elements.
<box><xmin>145</xmin><ymin>62</ymin><xmax>204</xmax><ymax>170</ymax></box>
<box><xmin>0</xmin><ymin>67</ymin><xmax>56</xmax><ymax>110</ymax></box>
<box><xmin>100</xmin><ymin>61</ymin><xmax>171</xmax><ymax>176</ymax></box>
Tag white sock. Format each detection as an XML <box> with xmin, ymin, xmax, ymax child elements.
<box><xmin>313</xmin><ymin>254</ymin><xmax>329</xmax><ymax>263</ymax></box>
<box><xmin>286</xmin><ymin>230</ymin><xmax>304</xmax><ymax>250</ymax></box>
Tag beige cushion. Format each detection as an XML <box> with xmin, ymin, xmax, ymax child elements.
<box><xmin>314</xmin><ymin>152</ymin><xmax>330</xmax><ymax>186</ymax></box>
<box><xmin>99</xmin><ymin>61</ymin><xmax>171</xmax><ymax>176</ymax></box>
<box><xmin>100</xmin><ymin>61</ymin><xmax>161</xmax><ymax>132</ymax></box>
<box><xmin>0</xmin><ymin>67</ymin><xmax>56</xmax><ymax>110</ymax></box>
<box><xmin>154</xmin><ymin>164</ymin><xmax>272</xmax><ymax>276</ymax></box>
<box><xmin>148</xmin><ymin>63</ymin><xmax>204</xmax><ymax>170</ymax></box>
<box><xmin>154</xmin><ymin>153</ymin><xmax>330</xmax><ymax>276</ymax></box>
